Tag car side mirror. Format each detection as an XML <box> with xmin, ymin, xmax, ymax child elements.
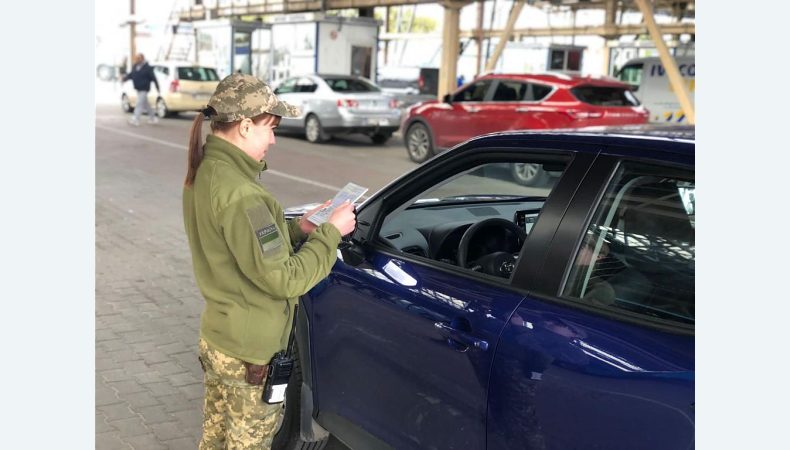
<box><xmin>443</xmin><ymin>94</ymin><xmax>452</xmax><ymax>104</ymax></box>
<box><xmin>338</xmin><ymin>239</ymin><xmax>367</xmax><ymax>267</ymax></box>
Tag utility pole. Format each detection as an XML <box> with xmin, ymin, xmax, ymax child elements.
<box><xmin>129</xmin><ymin>0</ymin><xmax>137</xmax><ymax>63</ymax></box>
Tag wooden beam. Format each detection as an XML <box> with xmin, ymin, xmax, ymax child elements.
<box><xmin>634</xmin><ymin>0</ymin><xmax>695</xmax><ymax>124</ymax></box>
<box><xmin>484</xmin><ymin>0</ymin><xmax>525</xmax><ymax>72</ymax></box>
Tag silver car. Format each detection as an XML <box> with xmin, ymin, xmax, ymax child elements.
<box><xmin>274</xmin><ymin>74</ymin><xmax>401</xmax><ymax>144</ymax></box>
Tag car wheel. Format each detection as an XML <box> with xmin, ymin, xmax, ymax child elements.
<box><xmin>155</xmin><ymin>98</ymin><xmax>169</xmax><ymax>118</ymax></box>
<box><xmin>405</xmin><ymin>122</ymin><xmax>434</xmax><ymax>163</ymax></box>
<box><xmin>271</xmin><ymin>344</ymin><xmax>330</xmax><ymax>450</ymax></box>
<box><xmin>121</xmin><ymin>94</ymin><xmax>133</xmax><ymax>113</ymax></box>
<box><xmin>370</xmin><ymin>132</ymin><xmax>392</xmax><ymax>145</ymax></box>
<box><xmin>510</xmin><ymin>163</ymin><xmax>548</xmax><ymax>187</ymax></box>
<box><xmin>305</xmin><ymin>114</ymin><xmax>329</xmax><ymax>143</ymax></box>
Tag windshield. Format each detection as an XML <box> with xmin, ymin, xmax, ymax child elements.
<box><xmin>324</xmin><ymin>77</ymin><xmax>380</xmax><ymax>92</ymax></box>
<box><xmin>617</xmin><ymin>64</ymin><xmax>643</xmax><ymax>90</ymax></box>
<box><xmin>410</xmin><ymin>162</ymin><xmax>565</xmax><ymax>206</ymax></box>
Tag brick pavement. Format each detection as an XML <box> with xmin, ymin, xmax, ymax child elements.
<box><xmin>96</xmin><ymin>120</ymin><xmax>205</xmax><ymax>449</ymax></box>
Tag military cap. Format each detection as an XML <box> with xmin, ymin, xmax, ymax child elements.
<box><xmin>206</xmin><ymin>73</ymin><xmax>300</xmax><ymax>122</ymax></box>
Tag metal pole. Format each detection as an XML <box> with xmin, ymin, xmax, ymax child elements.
<box><xmin>475</xmin><ymin>0</ymin><xmax>484</xmax><ymax>77</ymax></box>
<box><xmin>633</xmin><ymin>0</ymin><xmax>695</xmax><ymax>124</ymax></box>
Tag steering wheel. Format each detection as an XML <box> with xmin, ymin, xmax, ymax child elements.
<box><xmin>457</xmin><ymin>218</ymin><xmax>527</xmax><ymax>277</ymax></box>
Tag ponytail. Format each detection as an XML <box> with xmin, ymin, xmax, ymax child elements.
<box><xmin>184</xmin><ymin>111</ymin><xmax>206</xmax><ymax>187</ymax></box>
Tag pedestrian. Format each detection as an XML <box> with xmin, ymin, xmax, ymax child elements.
<box><xmin>182</xmin><ymin>73</ymin><xmax>357</xmax><ymax>449</ymax></box>
<box><xmin>122</xmin><ymin>53</ymin><xmax>160</xmax><ymax>126</ymax></box>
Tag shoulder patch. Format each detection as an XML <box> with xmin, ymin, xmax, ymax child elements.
<box><xmin>246</xmin><ymin>204</ymin><xmax>283</xmax><ymax>255</ymax></box>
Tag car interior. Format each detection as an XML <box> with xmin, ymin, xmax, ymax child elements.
<box><xmin>378</xmin><ymin>162</ymin><xmax>564</xmax><ymax>279</ymax></box>
<box><xmin>566</xmin><ymin>174</ymin><xmax>695</xmax><ymax>325</ymax></box>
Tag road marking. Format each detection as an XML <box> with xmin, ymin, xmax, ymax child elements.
<box><xmin>96</xmin><ymin>124</ymin><xmax>346</xmax><ymax>194</ymax></box>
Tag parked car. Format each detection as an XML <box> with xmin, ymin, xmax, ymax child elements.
<box><xmin>401</xmin><ymin>73</ymin><xmax>649</xmax><ymax>165</ymax></box>
<box><xmin>274</xmin><ymin>129</ymin><xmax>695</xmax><ymax>450</ymax></box>
<box><xmin>121</xmin><ymin>62</ymin><xmax>219</xmax><ymax>118</ymax></box>
<box><xmin>274</xmin><ymin>74</ymin><xmax>402</xmax><ymax>144</ymax></box>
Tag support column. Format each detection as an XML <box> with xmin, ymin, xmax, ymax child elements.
<box><xmin>484</xmin><ymin>0</ymin><xmax>525</xmax><ymax>73</ymax></box>
<box><xmin>475</xmin><ymin>0</ymin><xmax>484</xmax><ymax>78</ymax></box>
<box><xmin>438</xmin><ymin>2</ymin><xmax>463</xmax><ymax>100</ymax></box>
<box><xmin>384</xmin><ymin>6</ymin><xmax>390</xmax><ymax>65</ymax></box>
<box><xmin>634</xmin><ymin>0</ymin><xmax>695</xmax><ymax>124</ymax></box>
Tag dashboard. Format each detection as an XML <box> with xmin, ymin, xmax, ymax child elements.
<box><xmin>379</xmin><ymin>200</ymin><xmax>545</xmax><ymax>275</ymax></box>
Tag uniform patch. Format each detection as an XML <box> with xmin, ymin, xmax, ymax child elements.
<box><xmin>246</xmin><ymin>204</ymin><xmax>283</xmax><ymax>255</ymax></box>
<box><xmin>256</xmin><ymin>224</ymin><xmax>281</xmax><ymax>252</ymax></box>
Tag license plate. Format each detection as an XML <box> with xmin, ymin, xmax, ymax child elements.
<box><xmin>193</xmin><ymin>93</ymin><xmax>210</xmax><ymax>100</ymax></box>
<box><xmin>367</xmin><ymin>118</ymin><xmax>390</xmax><ymax>126</ymax></box>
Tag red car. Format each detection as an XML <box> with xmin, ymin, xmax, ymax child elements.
<box><xmin>401</xmin><ymin>73</ymin><xmax>649</xmax><ymax>165</ymax></box>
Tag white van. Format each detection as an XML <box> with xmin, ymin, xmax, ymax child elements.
<box><xmin>615</xmin><ymin>56</ymin><xmax>695</xmax><ymax>123</ymax></box>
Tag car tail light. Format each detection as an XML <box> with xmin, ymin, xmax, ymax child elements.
<box><xmin>564</xmin><ymin>110</ymin><xmax>603</xmax><ymax>120</ymax></box>
<box><xmin>336</xmin><ymin>99</ymin><xmax>359</xmax><ymax>108</ymax></box>
<box><xmin>389</xmin><ymin>98</ymin><xmax>399</xmax><ymax>109</ymax></box>
<box><xmin>169</xmin><ymin>79</ymin><xmax>180</xmax><ymax>93</ymax></box>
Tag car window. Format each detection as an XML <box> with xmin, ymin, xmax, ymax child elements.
<box><xmin>379</xmin><ymin>158</ymin><xmax>568</xmax><ymax>280</ymax></box>
<box><xmin>529</xmin><ymin>83</ymin><xmax>553</xmax><ymax>101</ymax></box>
<box><xmin>154</xmin><ymin>66</ymin><xmax>169</xmax><ymax>76</ymax></box>
<box><xmin>562</xmin><ymin>162</ymin><xmax>694</xmax><ymax>326</ymax></box>
<box><xmin>324</xmin><ymin>77</ymin><xmax>380</xmax><ymax>92</ymax></box>
<box><xmin>452</xmin><ymin>80</ymin><xmax>492</xmax><ymax>102</ymax></box>
<box><xmin>275</xmin><ymin>78</ymin><xmax>297</xmax><ymax>94</ymax></box>
<box><xmin>570</xmin><ymin>85</ymin><xmax>640</xmax><ymax>106</ymax></box>
<box><xmin>618</xmin><ymin>64</ymin><xmax>643</xmax><ymax>91</ymax></box>
<box><xmin>177</xmin><ymin>67</ymin><xmax>219</xmax><ymax>81</ymax></box>
<box><xmin>492</xmin><ymin>80</ymin><xmax>528</xmax><ymax>102</ymax></box>
<box><xmin>294</xmin><ymin>77</ymin><xmax>318</xmax><ymax>93</ymax></box>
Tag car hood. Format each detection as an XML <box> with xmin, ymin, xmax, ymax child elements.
<box><xmin>284</xmin><ymin>202</ymin><xmax>323</xmax><ymax>220</ymax></box>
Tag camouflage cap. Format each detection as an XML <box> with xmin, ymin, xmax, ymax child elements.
<box><xmin>207</xmin><ymin>73</ymin><xmax>300</xmax><ymax>122</ymax></box>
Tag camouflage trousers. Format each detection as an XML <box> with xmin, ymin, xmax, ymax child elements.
<box><xmin>198</xmin><ymin>338</ymin><xmax>284</xmax><ymax>450</ymax></box>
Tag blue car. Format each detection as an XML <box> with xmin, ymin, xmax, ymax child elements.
<box><xmin>275</xmin><ymin>128</ymin><xmax>695</xmax><ymax>450</ymax></box>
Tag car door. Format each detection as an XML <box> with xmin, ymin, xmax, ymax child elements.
<box><xmin>428</xmin><ymin>79</ymin><xmax>494</xmax><ymax>148</ymax></box>
<box><xmin>303</xmin><ymin>141</ymin><xmax>599</xmax><ymax>449</ymax></box>
<box><xmin>473</xmin><ymin>79</ymin><xmax>528</xmax><ymax>135</ymax></box>
<box><xmin>487</xmin><ymin>148</ymin><xmax>695</xmax><ymax>450</ymax></box>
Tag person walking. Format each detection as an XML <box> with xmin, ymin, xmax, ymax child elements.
<box><xmin>182</xmin><ymin>73</ymin><xmax>357</xmax><ymax>449</ymax></box>
<box><xmin>122</xmin><ymin>53</ymin><xmax>160</xmax><ymax>126</ymax></box>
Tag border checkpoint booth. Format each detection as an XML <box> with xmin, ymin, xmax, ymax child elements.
<box><xmin>193</xmin><ymin>19</ymin><xmax>273</xmax><ymax>80</ymax></box>
<box><xmin>267</xmin><ymin>13</ymin><xmax>380</xmax><ymax>86</ymax></box>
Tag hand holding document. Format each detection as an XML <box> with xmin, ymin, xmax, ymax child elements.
<box><xmin>306</xmin><ymin>182</ymin><xmax>368</xmax><ymax>227</ymax></box>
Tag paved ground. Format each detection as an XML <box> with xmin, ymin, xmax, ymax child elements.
<box><xmin>95</xmin><ymin>80</ymin><xmax>417</xmax><ymax>449</ymax></box>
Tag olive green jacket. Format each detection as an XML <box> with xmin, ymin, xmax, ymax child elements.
<box><xmin>183</xmin><ymin>135</ymin><xmax>341</xmax><ymax>364</ymax></box>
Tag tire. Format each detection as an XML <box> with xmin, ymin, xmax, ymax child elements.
<box><xmin>155</xmin><ymin>98</ymin><xmax>170</xmax><ymax>118</ymax></box>
<box><xmin>305</xmin><ymin>114</ymin><xmax>330</xmax><ymax>143</ymax></box>
<box><xmin>405</xmin><ymin>122</ymin><xmax>434</xmax><ymax>163</ymax></box>
<box><xmin>271</xmin><ymin>344</ymin><xmax>330</xmax><ymax>450</ymax></box>
<box><xmin>121</xmin><ymin>94</ymin><xmax>133</xmax><ymax>113</ymax></box>
<box><xmin>510</xmin><ymin>162</ymin><xmax>549</xmax><ymax>187</ymax></box>
<box><xmin>370</xmin><ymin>132</ymin><xmax>392</xmax><ymax>145</ymax></box>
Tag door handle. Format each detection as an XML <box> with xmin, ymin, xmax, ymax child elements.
<box><xmin>434</xmin><ymin>322</ymin><xmax>489</xmax><ymax>351</ymax></box>
<box><xmin>515</xmin><ymin>107</ymin><xmax>530</xmax><ymax>112</ymax></box>
<box><xmin>466</xmin><ymin>107</ymin><xmax>481</xmax><ymax>113</ymax></box>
